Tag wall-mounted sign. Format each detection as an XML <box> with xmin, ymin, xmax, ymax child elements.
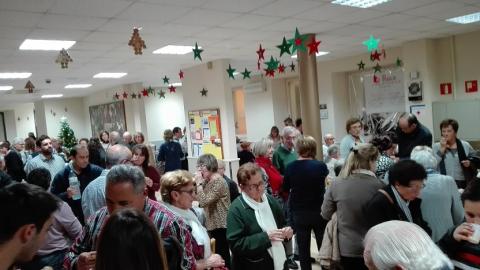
<box><xmin>440</xmin><ymin>83</ymin><xmax>452</xmax><ymax>95</ymax></box>
<box><xmin>465</xmin><ymin>80</ymin><xmax>478</xmax><ymax>93</ymax></box>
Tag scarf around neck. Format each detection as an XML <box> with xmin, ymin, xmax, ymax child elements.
<box><xmin>439</xmin><ymin>138</ymin><xmax>468</xmax><ymax>176</ymax></box>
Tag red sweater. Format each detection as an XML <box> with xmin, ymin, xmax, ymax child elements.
<box><xmin>256</xmin><ymin>156</ymin><xmax>284</xmax><ymax>196</ymax></box>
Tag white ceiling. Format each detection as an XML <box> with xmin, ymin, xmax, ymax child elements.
<box><xmin>0</xmin><ymin>0</ymin><xmax>480</xmax><ymax>107</ymax></box>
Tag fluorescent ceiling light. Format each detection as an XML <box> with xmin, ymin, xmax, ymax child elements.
<box><xmin>446</xmin><ymin>12</ymin><xmax>480</xmax><ymax>24</ymax></box>
<box><xmin>19</xmin><ymin>39</ymin><xmax>76</xmax><ymax>51</ymax></box>
<box><xmin>0</xmin><ymin>86</ymin><xmax>13</xmax><ymax>91</ymax></box>
<box><xmin>65</xmin><ymin>84</ymin><xmax>92</xmax><ymax>89</ymax></box>
<box><xmin>41</xmin><ymin>94</ymin><xmax>63</xmax><ymax>98</ymax></box>
<box><xmin>170</xmin><ymin>82</ymin><xmax>182</xmax><ymax>87</ymax></box>
<box><xmin>233</xmin><ymin>72</ymin><xmax>240</xmax><ymax>76</ymax></box>
<box><xmin>291</xmin><ymin>51</ymin><xmax>330</xmax><ymax>59</ymax></box>
<box><xmin>0</xmin><ymin>72</ymin><xmax>32</xmax><ymax>79</ymax></box>
<box><xmin>93</xmin><ymin>73</ymin><xmax>127</xmax><ymax>79</ymax></box>
<box><xmin>331</xmin><ymin>0</ymin><xmax>392</xmax><ymax>8</ymax></box>
<box><xmin>152</xmin><ymin>45</ymin><xmax>198</xmax><ymax>55</ymax></box>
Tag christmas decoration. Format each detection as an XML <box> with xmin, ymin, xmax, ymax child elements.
<box><xmin>24</xmin><ymin>80</ymin><xmax>35</xmax><ymax>93</ymax></box>
<box><xmin>396</xmin><ymin>57</ymin><xmax>403</xmax><ymax>67</ymax></box>
<box><xmin>58</xmin><ymin>117</ymin><xmax>77</xmax><ymax>151</ymax></box>
<box><xmin>307</xmin><ymin>36</ymin><xmax>321</xmax><ymax>56</ymax></box>
<box><xmin>142</xmin><ymin>88</ymin><xmax>149</xmax><ymax>97</ymax></box>
<box><xmin>241</xmin><ymin>68</ymin><xmax>251</xmax><ymax>79</ymax></box>
<box><xmin>147</xmin><ymin>86</ymin><xmax>154</xmax><ymax>95</ymax></box>
<box><xmin>158</xmin><ymin>90</ymin><xmax>166</xmax><ymax>99</ymax></box>
<box><xmin>264</xmin><ymin>68</ymin><xmax>275</xmax><ymax>77</ymax></box>
<box><xmin>276</xmin><ymin>37</ymin><xmax>292</xmax><ymax>57</ymax></box>
<box><xmin>131</xmin><ymin>93</ymin><xmax>137</xmax><ymax>99</ymax></box>
<box><xmin>122</xmin><ymin>92</ymin><xmax>128</xmax><ymax>99</ymax></box>
<box><xmin>358</xmin><ymin>60</ymin><xmax>365</xmax><ymax>71</ymax></box>
<box><xmin>168</xmin><ymin>85</ymin><xmax>176</xmax><ymax>93</ymax></box>
<box><xmin>163</xmin><ymin>76</ymin><xmax>170</xmax><ymax>84</ymax></box>
<box><xmin>289</xmin><ymin>62</ymin><xmax>296</xmax><ymax>72</ymax></box>
<box><xmin>137</xmin><ymin>92</ymin><xmax>142</xmax><ymax>99</ymax></box>
<box><xmin>278</xmin><ymin>64</ymin><xmax>286</xmax><ymax>73</ymax></box>
<box><xmin>373</xmin><ymin>74</ymin><xmax>380</xmax><ymax>83</ymax></box>
<box><xmin>192</xmin><ymin>42</ymin><xmax>203</xmax><ymax>61</ymax></box>
<box><xmin>200</xmin><ymin>88</ymin><xmax>208</xmax><ymax>97</ymax></box>
<box><xmin>373</xmin><ymin>63</ymin><xmax>382</xmax><ymax>73</ymax></box>
<box><xmin>179</xmin><ymin>70</ymin><xmax>184</xmax><ymax>79</ymax></box>
<box><xmin>128</xmin><ymin>28</ymin><xmax>146</xmax><ymax>55</ymax></box>
<box><xmin>289</xmin><ymin>28</ymin><xmax>307</xmax><ymax>54</ymax></box>
<box><xmin>114</xmin><ymin>93</ymin><xmax>120</xmax><ymax>100</ymax></box>
<box><xmin>370</xmin><ymin>50</ymin><xmax>381</xmax><ymax>62</ymax></box>
<box><xmin>226</xmin><ymin>64</ymin><xmax>236</xmax><ymax>79</ymax></box>
<box><xmin>265</xmin><ymin>56</ymin><xmax>279</xmax><ymax>70</ymax></box>
<box><xmin>55</xmin><ymin>49</ymin><xmax>73</xmax><ymax>69</ymax></box>
<box><xmin>256</xmin><ymin>44</ymin><xmax>265</xmax><ymax>61</ymax></box>
<box><xmin>362</xmin><ymin>35</ymin><xmax>380</xmax><ymax>52</ymax></box>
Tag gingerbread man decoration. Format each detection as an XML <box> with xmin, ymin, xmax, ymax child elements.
<box><xmin>55</xmin><ymin>49</ymin><xmax>73</xmax><ymax>69</ymax></box>
<box><xmin>128</xmin><ymin>28</ymin><xmax>146</xmax><ymax>55</ymax></box>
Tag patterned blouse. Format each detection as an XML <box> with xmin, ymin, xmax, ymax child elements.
<box><xmin>375</xmin><ymin>153</ymin><xmax>395</xmax><ymax>180</ymax></box>
<box><xmin>197</xmin><ymin>173</ymin><xmax>231</xmax><ymax>231</ymax></box>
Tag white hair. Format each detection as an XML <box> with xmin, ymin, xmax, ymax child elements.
<box><xmin>252</xmin><ymin>138</ymin><xmax>273</xmax><ymax>157</ymax></box>
<box><xmin>410</xmin><ymin>146</ymin><xmax>438</xmax><ymax>170</ymax></box>
<box><xmin>280</xmin><ymin>126</ymin><xmax>298</xmax><ymax>138</ymax></box>
<box><xmin>364</xmin><ymin>221</ymin><xmax>453</xmax><ymax>270</ymax></box>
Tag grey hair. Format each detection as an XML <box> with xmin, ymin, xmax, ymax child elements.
<box><xmin>106</xmin><ymin>164</ymin><xmax>145</xmax><ymax>194</ymax></box>
<box><xmin>217</xmin><ymin>159</ymin><xmax>225</xmax><ymax>169</ymax></box>
<box><xmin>12</xmin><ymin>137</ymin><xmax>24</xmax><ymax>145</ymax></box>
<box><xmin>106</xmin><ymin>144</ymin><xmax>132</xmax><ymax>167</ymax></box>
<box><xmin>364</xmin><ymin>221</ymin><xmax>453</xmax><ymax>270</ymax></box>
<box><xmin>410</xmin><ymin>146</ymin><xmax>438</xmax><ymax>170</ymax></box>
<box><xmin>327</xmin><ymin>144</ymin><xmax>340</xmax><ymax>157</ymax></box>
<box><xmin>109</xmin><ymin>131</ymin><xmax>121</xmax><ymax>145</ymax></box>
<box><xmin>252</xmin><ymin>138</ymin><xmax>273</xmax><ymax>157</ymax></box>
<box><xmin>280</xmin><ymin>126</ymin><xmax>298</xmax><ymax>138</ymax></box>
<box><xmin>197</xmin><ymin>153</ymin><xmax>218</xmax><ymax>172</ymax></box>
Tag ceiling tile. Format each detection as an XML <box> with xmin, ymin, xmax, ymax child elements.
<box><xmin>222</xmin><ymin>14</ymin><xmax>282</xmax><ymax>30</ymax></box>
<box><xmin>27</xmin><ymin>28</ymin><xmax>90</xmax><ymax>40</ymax></box>
<box><xmin>371</xmin><ymin>0</ymin><xmax>440</xmax><ymax>12</ymax></box>
<box><xmin>327</xmin><ymin>9</ymin><xmax>389</xmax><ymax>24</ymax></box>
<box><xmin>193</xmin><ymin>27</ymin><xmax>249</xmax><ymax>40</ymax></box>
<box><xmin>293</xmin><ymin>4</ymin><xmax>357</xmax><ymax>21</ymax></box>
<box><xmin>37</xmin><ymin>14</ymin><xmax>109</xmax><ymax>31</ymax></box>
<box><xmin>117</xmin><ymin>2</ymin><xmax>192</xmax><ymax>22</ymax></box>
<box><xmin>252</xmin><ymin>0</ymin><xmax>323</xmax><ymax>17</ymax></box>
<box><xmin>405</xmin><ymin>1</ymin><xmax>476</xmax><ymax>19</ymax></box>
<box><xmin>0</xmin><ymin>10</ymin><xmax>44</xmax><ymax>28</ymax></box>
<box><xmin>81</xmin><ymin>31</ymin><xmax>128</xmax><ymax>44</ymax></box>
<box><xmin>260</xmin><ymin>19</ymin><xmax>317</xmax><ymax>32</ymax></box>
<box><xmin>173</xmin><ymin>9</ymin><xmax>241</xmax><ymax>26</ymax></box>
<box><xmin>0</xmin><ymin>0</ymin><xmax>55</xmax><ymax>13</ymax></box>
<box><xmin>201</xmin><ymin>0</ymin><xmax>275</xmax><ymax>13</ymax></box>
<box><xmin>361</xmin><ymin>14</ymin><xmax>420</xmax><ymax>29</ymax></box>
<box><xmin>0</xmin><ymin>26</ymin><xmax>32</xmax><ymax>39</ymax></box>
<box><xmin>300</xmin><ymin>21</ymin><xmax>348</xmax><ymax>34</ymax></box>
<box><xmin>49</xmin><ymin>0</ymin><xmax>133</xmax><ymax>18</ymax></box>
<box><xmin>139</xmin><ymin>0</ymin><xmax>208</xmax><ymax>8</ymax></box>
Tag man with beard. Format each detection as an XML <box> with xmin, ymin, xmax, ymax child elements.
<box><xmin>24</xmin><ymin>135</ymin><xmax>66</xmax><ymax>179</ymax></box>
<box><xmin>51</xmin><ymin>145</ymin><xmax>103</xmax><ymax>224</ymax></box>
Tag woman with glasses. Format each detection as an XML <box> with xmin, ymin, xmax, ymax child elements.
<box><xmin>131</xmin><ymin>144</ymin><xmax>160</xmax><ymax>201</ymax></box>
<box><xmin>227</xmin><ymin>163</ymin><xmax>293</xmax><ymax>270</ymax></box>
<box><xmin>160</xmin><ymin>170</ymin><xmax>226</xmax><ymax>270</ymax></box>
<box><xmin>195</xmin><ymin>154</ymin><xmax>231</xmax><ymax>268</ymax></box>
<box><xmin>365</xmin><ymin>159</ymin><xmax>432</xmax><ymax>236</ymax></box>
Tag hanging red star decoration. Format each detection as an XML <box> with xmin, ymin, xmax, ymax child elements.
<box><xmin>122</xmin><ymin>92</ymin><xmax>128</xmax><ymax>99</ymax></box>
<box><xmin>264</xmin><ymin>68</ymin><xmax>275</xmax><ymax>77</ymax></box>
<box><xmin>168</xmin><ymin>85</ymin><xmax>176</xmax><ymax>93</ymax></box>
<box><xmin>370</xmin><ymin>50</ymin><xmax>381</xmax><ymax>62</ymax></box>
<box><xmin>142</xmin><ymin>88</ymin><xmax>149</xmax><ymax>97</ymax></box>
<box><xmin>278</xmin><ymin>64</ymin><xmax>286</xmax><ymax>73</ymax></box>
<box><xmin>256</xmin><ymin>44</ymin><xmax>265</xmax><ymax>62</ymax></box>
<box><xmin>289</xmin><ymin>62</ymin><xmax>296</xmax><ymax>72</ymax></box>
<box><xmin>25</xmin><ymin>80</ymin><xmax>35</xmax><ymax>93</ymax></box>
<box><xmin>373</xmin><ymin>74</ymin><xmax>380</xmax><ymax>84</ymax></box>
<box><xmin>307</xmin><ymin>37</ymin><xmax>321</xmax><ymax>56</ymax></box>
<box><xmin>179</xmin><ymin>70</ymin><xmax>184</xmax><ymax>79</ymax></box>
<box><xmin>114</xmin><ymin>93</ymin><xmax>120</xmax><ymax>100</ymax></box>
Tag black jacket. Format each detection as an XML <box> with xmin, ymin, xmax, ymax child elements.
<box><xmin>5</xmin><ymin>150</ymin><xmax>26</xmax><ymax>182</ymax></box>
<box><xmin>396</xmin><ymin>123</ymin><xmax>432</xmax><ymax>159</ymax></box>
<box><xmin>439</xmin><ymin>226</ymin><xmax>480</xmax><ymax>269</ymax></box>
<box><xmin>364</xmin><ymin>186</ymin><xmax>432</xmax><ymax>236</ymax></box>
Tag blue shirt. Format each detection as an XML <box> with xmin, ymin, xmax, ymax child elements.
<box><xmin>81</xmin><ymin>169</ymin><xmax>109</xmax><ymax>222</ymax></box>
<box><xmin>24</xmin><ymin>153</ymin><xmax>66</xmax><ymax>179</ymax></box>
<box><xmin>339</xmin><ymin>134</ymin><xmax>364</xmax><ymax>159</ymax></box>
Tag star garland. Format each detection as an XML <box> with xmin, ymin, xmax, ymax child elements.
<box><xmin>278</xmin><ymin>64</ymin><xmax>286</xmax><ymax>73</ymax></box>
<box><xmin>158</xmin><ymin>90</ymin><xmax>166</xmax><ymax>99</ymax></box>
<box><xmin>362</xmin><ymin>35</ymin><xmax>380</xmax><ymax>52</ymax></box>
<box><xmin>307</xmin><ymin>37</ymin><xmax>321</xmax><ymax>56</ymax></box>
<box><xmin>168</xmin><ymin>85</ymin><xmax>176</xmax><ymax>93</ymax></box>
<box><xmin>192</xmin><ymin>42</ymin><xmax>203</xmax><ymax>61</ymax></box>
<box><xmin>289</xmin><ymin>62</ymin><xmax>296</xmax><ymax>72</ymax></box>
<box><xmin>226</xmin><ymin>64</ymin><xmax>236</xmax><ymax>79</ymax></box>
<box><xmin>241</xmin><ymin>68</ymin><xmax>251</xmax><ymax>79</ymax></box>
<box><xmin>276</xmin><ymin>37</ymin><xmax>292</xmax><ymax>57</ymax></box>
<box><xmin>265</xmin><ymin>56</ymin><xmax>279</xmax><ymax>70</ymax></box>
<box><xmin>288</xmin><ymin>28</ymin><xmax>308</xmax><ymax>54</ymax></box>
<box><xmin>179</xmin><ymin>70</ymin><xmax>184</xmax><ymax>79</ymax></box>
<box><xmin>162</xmin><ymin>76</ymin><xmax>170</xmax><ymax>85</ymax></box>
<box><xmin>200</xmin><ymin>88</ymin><xmax>208</xmax><ymax>97</ymax></box>
<box><xmin>358</xmin><ymin>61</ymin><xmax>365</xmax><ymax>71</ymax></box>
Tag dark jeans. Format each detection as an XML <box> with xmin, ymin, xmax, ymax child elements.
<box><xmin>292</xmin><ymin>211</ymin><xmax>327</xmax><ymax>270</ymax></box>
<box><xmin>209</xmin><ymin>228</ymin><xmax>231</xmax><ymax>269</ymax></box>
<box><xmin>20</xmin><ymin>249</ymin><xmax>67</xmax><ymax>270</ymax></box>
<box><xmin>340</xmin><ymin>256</ymin><xmax>368</xmax><ymax>270</ymax></box>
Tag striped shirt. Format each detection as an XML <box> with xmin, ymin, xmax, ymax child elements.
<box><xmin>24</xmin><ymin>153</ymin><xmax>66</xmax><ymax>179</ymax></box>
<box><xmin>64</xmin><ymin>198</ymin><xmax>196</xmax><ymax>270</ymax></box>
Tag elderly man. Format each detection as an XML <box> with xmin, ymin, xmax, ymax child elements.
<box><xmin>24</xmin><ymin>135</ymin><xmax>66</xmax><ymax>179</ymax></box>
<box><xmin>51</xmin><ymin>145</ymin><xmax>103</xmax><ymax>224</ymax></box>
<box><xmin>272</xmin><ymin>126</ymin><xmax>299</xmax><ymax>175</ymax></box>
<box><xmin>396</xmin><ymin>113</ymin><xmax>432</xmax><ymax>159</ymax></box>
<box><xmin>122</xmin><ymin>131</ymin><xmax>134</xmax><ymax>149</ymax></box>
<box><xmin>81</xmin><ymin>144</ymin><xmax>132</xmax><ymax>220</ymax></box>
<box><xmin>108</xmin><ymin>131</ymin><xmax>121</xmax><ymax>146</ymax></box>
<box><xmin>0</xmin><ymin>183</ymin><xmax>59</xmax><ymax>270</ymax></box>
<box><xmin>64</xmin><ymin>165</ymin><xmax>196</xmax><ymax>270</ymax></box>
<box><xmin>322</xmin><ymin>133</ymin><xmax>335</xmax><ymax>162</ymax></box>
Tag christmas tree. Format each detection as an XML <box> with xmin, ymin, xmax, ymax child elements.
<box><xmin>58</xmin><ymin>116</ymin><xmax>77</xmax><ymax>150</ymax></box>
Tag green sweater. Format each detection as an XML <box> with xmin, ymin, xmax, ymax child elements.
<box><xmin>272</xmin><ymin>145</ymin><xmax>298</xmax><ymax>175</ymax></box>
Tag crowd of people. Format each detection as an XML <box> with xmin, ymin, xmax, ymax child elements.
<box><xmin>1</xmin><ymin>113</ymin><xmax>480</xmax><ymax>270</ymax></box>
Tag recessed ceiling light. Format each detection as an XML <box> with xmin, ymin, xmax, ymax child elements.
<box><xmin>331</xmin><ymin>0</ymin><xmax>392</xmax><ymax>8</ymax></box>
<box><xmin>152</xmin><ymin>45</ymin><xmax>198</xmax><ymax>55</ymax></box>
<box><xmin>93</xmin><ymin>73</ymin><xmax>127</xmax><ymax>79</ymax></box>
<box><xmin>0</xmin><ymin>72</ymin><xmax>32</xmax><ymax>79</ymax></box>
<box><xmin>447</xmin><ymin>12</ymin><xmax>480</xmax><ymax>24</ymax></box>
<box><xmin>170</xmin><ymin>82</ymin><xmax>182</xmax><ymax>87</ymax></box>
<box><xmin>291</xmin><ymin>51</ymin><xmax>330</xmax><ymax>59</ymax></box>
<box><xmin>0</xmin><ymin>86</ymin><xmax>13</xmax><ymax>91</ymax></box>
<box><xmin>41</xmin><ymin>94</ymin><xmax>63</xmax><ymax>98</ymax></box>
<box><xmin>19</xmin><ymin>39</ymin><xmax>76</xmax><ymax>51</ymax></box>
<box><xmin>65</xmin><ymin>84</ymin><xmax>92</xmax><ymax>89</ymax></box>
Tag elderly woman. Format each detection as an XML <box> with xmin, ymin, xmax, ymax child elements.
<box><xmin>410</xmin><ymin>146</ymin><xmax>464</xmax><ymax>242</ymax></box>
<box><xmin>321</xmin><ymin>143</ymin><xmax>384</xmax><ymax>269</ymax></box>
<box><xmin>227</xmin><ymin>163</ymin><xmax>293</xmax><ymax>270</ymax></box>
<box><xmin>158</xmin><ymin>129</ymin><xmax>183</xmax><ymax>173</ymax></box>
<box><xmin>365</xmin><ymin>160</ymin><xmax>431</xmax><ymax>235</ymax></box>
<box><xmin>253</xmin><ymin>138</ymin><xmax>281</xmax><ymax>199</ymax></box>
<box><xmin>433</xmin><ymin>118</ymin><xmax>475</xmax><ymax>189</ymax></box>
<box><xmin>195</xmin><ymin>154</ymin><xmax>231</xmax><ymax>268</ymax></box>
<box><xmin>132</xmin><ymin>144</ymin><xmax>160</xmax><ymax>201</ymax></box>
<box><xmin>283</xmin><ymin>136</ymin><xmax>328</xmax><ymax>270</ymax></box>
<box><xmin>370</xmin><ymin>135</ymin><xmax>396</xmax><ymax>179</ymax></box>
<box><xmin>364</xmin><ymin>221</ymin><xmax>453</xmax><ymax>270</ymax></box>
<box><xmin>160</xmin><ymin>170</ymin><xmax>226</xmax><ymax>269</ymax></box>
<box><xmin>339</xmin><ymin>117</ymin><xmax>365</xmax><ymax>159</ymax></box>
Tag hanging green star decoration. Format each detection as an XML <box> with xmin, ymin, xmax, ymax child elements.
<box><xmin>162</xmin><ymin>76</ymin><xmax>170</xmax><ymax>84</ymax></box>
<box><xmin>362</xmin><ymin>35</ymin><xmax>381</xmax><ymax>52</ymax></box>
<box><xmin>200</xmin><ymin>88</ymin><xmax>208</xmax><ymax>97</ymax></box>
<box><xmin>265</xmin><ymin>56</ymin><xmax>279</xmax><ymax>70</ymax></box>
<box><xmin>276</xmin><ymin>36</ymin><xmax>292</xmax><ymax>57</ymax></box>
<box><xmin>288</xmin><ymin>28</ymin><xmax>308</xmax><ymax>54</ymax></box>
<box><xmin>396</xmin><ymin>57</ymin><xmax>403</xmax><ymax>67</ymax></box>
<box><xmin>131</xmin><ymin>93</ymin><xmax>137</xmax><ymax>99</ymax></box>
<box><xmin>358</xmin><ymin>60</ymin><xmax>365</xmax><ymax>71</ymax></box>
<box><xmin>192</xmin><ymin>42</ymin><xmax>203</xmax><ymax>61</ymax></box>
<box><xmin>226</xmin><ymin>64</ymin><xmax>236</xmax><ymax>79</ymax></box>
<box><xmin>157</xmin><ymin>90</ymin><xmax>166</xmax><ymax>99</ymax></box>
<box><xmin>374</xmin><ymin>63</ymin><xmax>382</xmax><ymax>73</ymax></box>
<box><xmin>147</xmin><ymin>86</ymin><xmax>154</xmax><ymax>94</ymax></box>
<box><xmin>241</xmin><ymin>68</ymin><xmax>251</xmax><ymax>79</ymax></box>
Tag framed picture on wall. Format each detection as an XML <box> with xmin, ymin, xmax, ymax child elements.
<box><xmin>89</xmin><ymin>100</ymin><xmax>127</xmax><ymax>137</ymax></box>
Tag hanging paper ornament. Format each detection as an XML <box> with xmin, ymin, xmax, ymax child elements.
<box><xmin>200</xmin><ymin>88</ymin><xmax>208</xmax><ymax>97</ymax></box>
<box><xmin>256</xmin><ymin>44</ymin><xmax>265</xmax><ymax>61</ymax></box>
<box><xmin>147</xmin><ymin>86</ymin><xmax>154</xmax><ymax>95</ymax></box>
<box><xmin>396</xmin><ymin>57</ymin><xmax>403</xmax><ymax>67</ymax></box>
<box><xmin>142</xmin><ymin>88</ymin><xmax>149</xmax><ymax>97</ymax></box>
<box><xmin>158</xmin><ymin>90</ymin><xmax>166</xmax><ymax>99</ymax></box>
<box><xmin>226</xmin><ymin>64</ymin><xmax>236</xmax><ymax>79</ymax></box>
<box><xmin>358</xmin><ymin>60</ymin><xmax>365</xmax><ymax>71</ymax></box>
<box><xmin>192</xmin><ymin>42</ymin><xmax>203</xmax><ymax>61</ymax></box>
<box><xmin>179</xmin><ymin>70</ymin><xmax>184</xmax><ymax>79</ymax></box>
<box><xmin>307</xmin><ymin>37</ymin><xmax>321</xmax><ymax>56</ymax></box>
<box><xmin>241</xmin><ymin>68</ymin><xmax>251</xmax><ymax>79</ymax></box>
<box><xmin>137</xmin><ymin>92</ymin><xmax>142</xmax><ymax>99</ymax></box>
<box><xmin>55</xmin><ymin>48</ymin><xmax>73</xmax><ymax>68</ymax></box>
<box><xmin>289</xmin><ymin>62</ymin><xmax>296</xmax><ymax>72</ymax></box>
<box><xmin>278</xmin><ymin>64</ymin><xmax>286</xmax><ymax>73</ymax></box>
<box><xmin>373</xmin><ymin>63</ymin><xmax>382</xmax><ymax>73</ymax></box>
<box><xmin>276</xmin><ymin>37</ymin><xmax>292</xmax><ymax>57</ymax></box>
<box><xmin>288</xmin><ymin>28</ymin><xmax>308</xmax><ymax>54</ymax></box>
<box><xmin>265</xmin><ymin>56</ymin><xmax>279</xmax><ymax>70</ymax></box>
<box><xmin>264</xmin><ymin>68</ymin><xmax>275</xmax><ymax>77</ymax></box>
<box><xmin>370</xmin><ymin>50</ymin><xmax>381</xmax><ymax>62</ymax></box>
<box><xmin>257</xmin><ymin>61</ymin><xmax>261</xmax><ymax>70</ymax></box>
<box><xmin>168</xmin><ymin>85</ymin><xmax>176</xmax><ymax>93</ymax></box>
<box><xmin>163</xmin><ymin>76</ymin><xmax>170</xmax><ymax>85</ymax></box>
<box><xmin>114</xmin><ymin>93</ymin><xmax>120</xmax><ymax>100</ymax></box>
<box><xmin>373</xmin><ymin>74</ymin><xmax>380</xmax><ymax>83</ymax></box>
<box><xmin>362</xmin><ymin>35</ymin><xmax>380</xmax><ymax>52</ymax></box>
<box><xmin>131</xmin><ymin>93</ymin><xmax>137</xmax><ymax>99</ymax></box>
<box><xmin>128</xmin><ymin>28</ymin><xmax>146</xmax><ymax>55</ymax></box>
<box><xmin>25</xmin><ymin>80</ymin><xmax>34</xmax><ymax>93</ymax></box>
<box><xmin>122</xmin><ymin>92</ymin><xmax>128</xmax><ymax>99</ymax></box>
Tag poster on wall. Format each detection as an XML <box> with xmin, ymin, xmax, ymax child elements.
<box><xmin>89</xmin><ymin>100</ymin><xmax>127</xmax><ymax>137</ymax></box>
<box><xmin>363</xmin><ymin>68</ymin><xmax>405</xmax><ymax>114</ymax></box>
<box><xmin>188</xmin><ymin>109</ymin><xmax>223</xmax><ymax>159</ymax></box>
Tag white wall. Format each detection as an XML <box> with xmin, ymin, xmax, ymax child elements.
<box><xmin>3</xmin><ymin>110</ymin><xmax>16</xmax><ymax>140</ymax></box>
<box><xmin>244</xmin><ymin>87</ymin><xmax>275</xmax><ymax>142</ymax></box>
<box><xmin>43</xmin><ymin>97</ymin><xmax>86</xmax><ymax>138</ymax></box>
<box><xmin>13</xmin><ymin>103</ymin><xmax>35</xmax><ymax>139</ymax></box>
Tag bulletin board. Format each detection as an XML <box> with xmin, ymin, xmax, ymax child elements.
<box><xmin>363</xmin><ymin>68</ymin><xmax>405</xmax><ymax>113</ymax></box>
<box><xmin>188</xmin><ymin>109</ymin><xmax>223</xmax><ymax>159</ymax></box>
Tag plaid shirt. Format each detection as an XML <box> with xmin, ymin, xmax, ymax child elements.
<box><xmin>64</xmin><ymin>198</ymin><xmax>196</xmax><ymax>270</ymax></box>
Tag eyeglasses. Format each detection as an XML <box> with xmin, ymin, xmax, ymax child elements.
<box><xmin>177</xmin><ymin>189</ymin><xmax>196</xmax><ymax>196</ymax></box>
<box><xmin>407</xmin><ymin>183</ymin><xmax>425</xmax><ymax>191</ymax></box>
